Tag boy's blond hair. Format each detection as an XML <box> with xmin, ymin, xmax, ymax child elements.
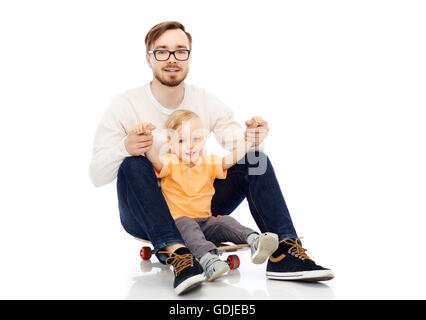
<box><xmin>165</xmin><ymin>109</ymin><xmax>200</xmax><ymax>136</ymax></box>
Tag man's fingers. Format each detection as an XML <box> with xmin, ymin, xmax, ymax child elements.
<box><xmin>131</xmin><ymin>144</ymin><xmax>152</xmax><ymax>156</ymax></box>
<box><xmin>136</xmin><ymin>144</ymin><xmax>154</xmax><ymax>155</ymax></box>
<box><xmin>251</xmin><ymin>116</ymin><xmax>263</xmax><ymax>123</ymax></box>
<box><xmin>136</xmin><ymin>140</ymin><xmax>153</xmax><ymax>148</ymax></box>
<box><xmin>245</xmin><ymin>125</ymin><xmax>268</xmax><ymax>146</ymax></box>
<box><xmin>135</xmin><ymin>122</ymin><xmax>156</xmax><ymax>135</ymax></box>
<box><xmin>132</xmin><ymin>127</ymin><xmax>140</xmax><ymax>135</ymax></box>
<box><xmin>135</xmin><ymin>141</ymin><xmax>153</xmax><ymax>150</ymax></box>
<box><xmin>253</xmin><ymin>119</ymin><xmax>268</xmax><ymax>129</ymax></box>
<box><xmin>246</xmin><ymin>132</ymin><xmax>267</xmax><ymax>138</ymax></box>
<box><xmin>245</xmin><ymin>127</ymin><xmax>268</xmax><ymax>134</ymax></box>
<box><xmin>126</xmin><ymin>126</ymin><xmax>155</xmax><ymax>156</ymax></box>
<box><xmin>245</xmin><ymin>117</ymin><xmax>268</xmax><ymax>130</ymax></box>
<box><xmin>133</xmin><ymin>133</ymin><xmax>153</xmax><ymax>142</ymax></box>
<box><xmin>258</xmin><ymin>119</ymin><xmax>268</xmax><ymax>128</ymax></box>
<box><xmin>245</xmin><ymin>133</ymin><xmax>267</xmax><ymax>140</ymax></box>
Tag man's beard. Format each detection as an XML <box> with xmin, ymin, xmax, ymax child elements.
<box><xmin>154</xmin><ymin>69</ymin><xmax>188</xmax><ymax>87</ymax></box>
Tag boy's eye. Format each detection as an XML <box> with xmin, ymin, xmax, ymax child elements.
<box><xmin>193</xmin><ymin>137</ymin><xmax>200</xmax><ymax>141</ymax></box>
<box><xmin>179</xmin><ymin>139</ymin><xmax>184</xmax><ymax>143</ymax></box>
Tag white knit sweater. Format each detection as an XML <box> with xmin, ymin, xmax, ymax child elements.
<box><xmin>89</xmin><ymin>83</ymin><xmax>243</xmax><ymax>187</ymax></box>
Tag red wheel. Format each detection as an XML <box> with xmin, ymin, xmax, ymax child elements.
<box><xmin>226</xmin><ymin>255</ymin><xmax>240</xmax><ymax>270</ymax></box>
<box><xmin>140</xmin><ymin>246</ymin><xmax>152</xmax><ymax>260</ymax></box>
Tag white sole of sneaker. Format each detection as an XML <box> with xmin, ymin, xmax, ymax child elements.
<box><xmin>266</xmin><ymin>269</ymin><xmax>335</xmax><ymax>282</ymax></box>
<box><xmin>206</xmin><ymin>263</ymin><xmax>230</xmax><ymax>282</ymax></box>
<box><xmin>174</xmin><ymin>274</ymin><xmax>205</xmax><ymax>295</ymax></box>
<box><xmin>251</xmin><ymin>233</ymin><xmax>279</xmax><ymax>264</ymax></box>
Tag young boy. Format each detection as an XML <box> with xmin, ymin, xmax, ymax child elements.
<box><xmin>136</xmin><ymin>110</ymin><xmax>279</xmax><ymax>281</ymax></box>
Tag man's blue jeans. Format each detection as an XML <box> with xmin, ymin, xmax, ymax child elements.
<box><xmin>117</xmin><ymin>151</ymin><xmax>298</xmax><ymax>262</ymax></box>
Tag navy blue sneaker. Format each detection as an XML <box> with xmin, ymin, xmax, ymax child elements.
<box><xmin>266</xmin><ymin>238</ymin><xmax>334</xmax><ymax>281</ymax></box>
<box><xmin>161</xmin><ymin>247</ymin><xmax>205</xmax><ymax>295</ymax></box>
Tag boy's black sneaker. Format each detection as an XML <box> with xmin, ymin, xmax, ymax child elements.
<box><xmin>161</xmin><ymin>247</ymin><xmax>205</xmax><ymax>295</ymax></box>
<box><xmin>266</xmin><ymin>238</ymin><xmax>334</xmax><ymax>281</ymax></box>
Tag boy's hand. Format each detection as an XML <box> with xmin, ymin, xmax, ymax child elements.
<box><xmin>134</xmin><ymin>122</ymin><xmax>156</xmax><ymax>135</ymax></box>
<box><xmin>125</xmin><ymin>122</ymin><xmax>157</xmax><ymax>156</ymax></box>
<box><xmin>244</xmin><ymin>116</ymin><xmax>269</xmax><ymax>147</ymax></box>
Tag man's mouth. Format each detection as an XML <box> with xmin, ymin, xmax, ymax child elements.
<box><xmin>164</xmin><ymin>67</ymin><xmax>180</xmax><ymax>73</ymax></box>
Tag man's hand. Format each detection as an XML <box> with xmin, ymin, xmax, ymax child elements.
<box><xmin>244</xmin><ymin>116</ymin><xmax>269</xmax><ymax>147</ymax></box>
<box><xmin>125</xmin><ymin>122</ymin><xmax>156</xmax><ymax>156</ymax></box>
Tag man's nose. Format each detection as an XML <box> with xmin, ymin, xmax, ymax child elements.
<box><xmin>168</xmin><ymin>52</ymin><xmax>178</xmax><ymax>62</ymax></box>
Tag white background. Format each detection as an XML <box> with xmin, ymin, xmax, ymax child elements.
<box><xmin>0</xmin><ymin>0</ymin><xmax>425</xmax><ymax>299</ymax></box>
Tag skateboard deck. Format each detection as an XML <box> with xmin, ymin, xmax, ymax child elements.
<box><xmin>135</xmin><ymin>237</ymin><xmax>249</xmax><ymax>269</ymax></box>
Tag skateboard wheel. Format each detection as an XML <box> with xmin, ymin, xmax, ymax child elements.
<box><xmin>140</xmin><ymin>246</ymin><xmax>152</xmax><ymax>260</ymax></box>
<box><xmin>226</xmin><ymin>255</ymin><xmax>240</xmax><ymax>270</ymax></box>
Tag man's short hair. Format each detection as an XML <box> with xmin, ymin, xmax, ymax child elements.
<box><xmin>145</xmin><ymin>21</ymin><xmax>192</xmax><ymax>52</ymax></box>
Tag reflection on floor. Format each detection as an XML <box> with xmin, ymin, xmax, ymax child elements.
<box><xmin>125</xmin><ymin>250</ymin><xmax>335</xmax><ymax>300</ymax></box>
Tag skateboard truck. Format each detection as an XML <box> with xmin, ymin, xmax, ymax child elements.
<box><xmin>136</xmin><ymin>238</ymin><xmax>249</xmax><ymax>270</ymax></box>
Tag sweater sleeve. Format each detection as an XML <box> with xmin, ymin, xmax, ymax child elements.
<box><xmin>208</xmin><ymin>94</ymin><xmax>244</xmax><ymax>152</ymax></box>
<box><xmin>89</xmin><ymin>95</ymin><xmax>132</xmax><ymax>187</ymax></box>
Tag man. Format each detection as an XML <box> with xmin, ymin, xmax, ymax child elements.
<box><xmin>89</xmin><ymin>21</ymin><xmax>334</xmax><ymax>295</ymax></box>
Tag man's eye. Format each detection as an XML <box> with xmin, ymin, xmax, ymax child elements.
<box><xmin>179</xmin><ymin>139</ymin><xmax>184</xmax><ymax>143</ymax></box>
<box><xmin>157</xmin><ymin>50</ymin><xmax>168</xmax><ymax>54</ymax></box>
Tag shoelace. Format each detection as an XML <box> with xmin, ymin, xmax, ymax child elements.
<box><xmin>282</xmin><ymin>238</ymin><xmax>313</xmax><ymax>261</ymax></box>
<box><xmin>158</xmin><ymin>251</ymin><xmax>194</xmax><ymax>275</ymax></box>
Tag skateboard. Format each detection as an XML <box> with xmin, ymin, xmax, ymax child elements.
<box><xmin>135</xmin><ymin>238</ymin><xmax>249</xmax><ymax>270</ymax></box>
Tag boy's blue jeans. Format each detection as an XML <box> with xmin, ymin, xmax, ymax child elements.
<box><xmin>117</xmin><ymin>151</ymin><xmax>298</xmax><ymax>262</ymax></box>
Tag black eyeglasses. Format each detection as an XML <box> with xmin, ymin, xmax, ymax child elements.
<box><xmin>148</xmin><ymin>49</ymin><xmax>191</xmax><ymax>61</ymax></box>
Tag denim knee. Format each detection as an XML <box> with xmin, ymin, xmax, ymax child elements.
<box><xmin>118</xmin><ymin>156</ymin><xmax>158</xmax><ymax>182</ymax></box>
<box><xmin>119</xmin><ymin>155</ymin><xmax>153</xmax><ymax>172</ymax></box>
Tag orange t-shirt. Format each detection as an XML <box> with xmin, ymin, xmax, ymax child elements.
<box><xmin>154</xmin><ymin>153</ymin><xmax>227</xmax><ymax>220</ymax></box>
